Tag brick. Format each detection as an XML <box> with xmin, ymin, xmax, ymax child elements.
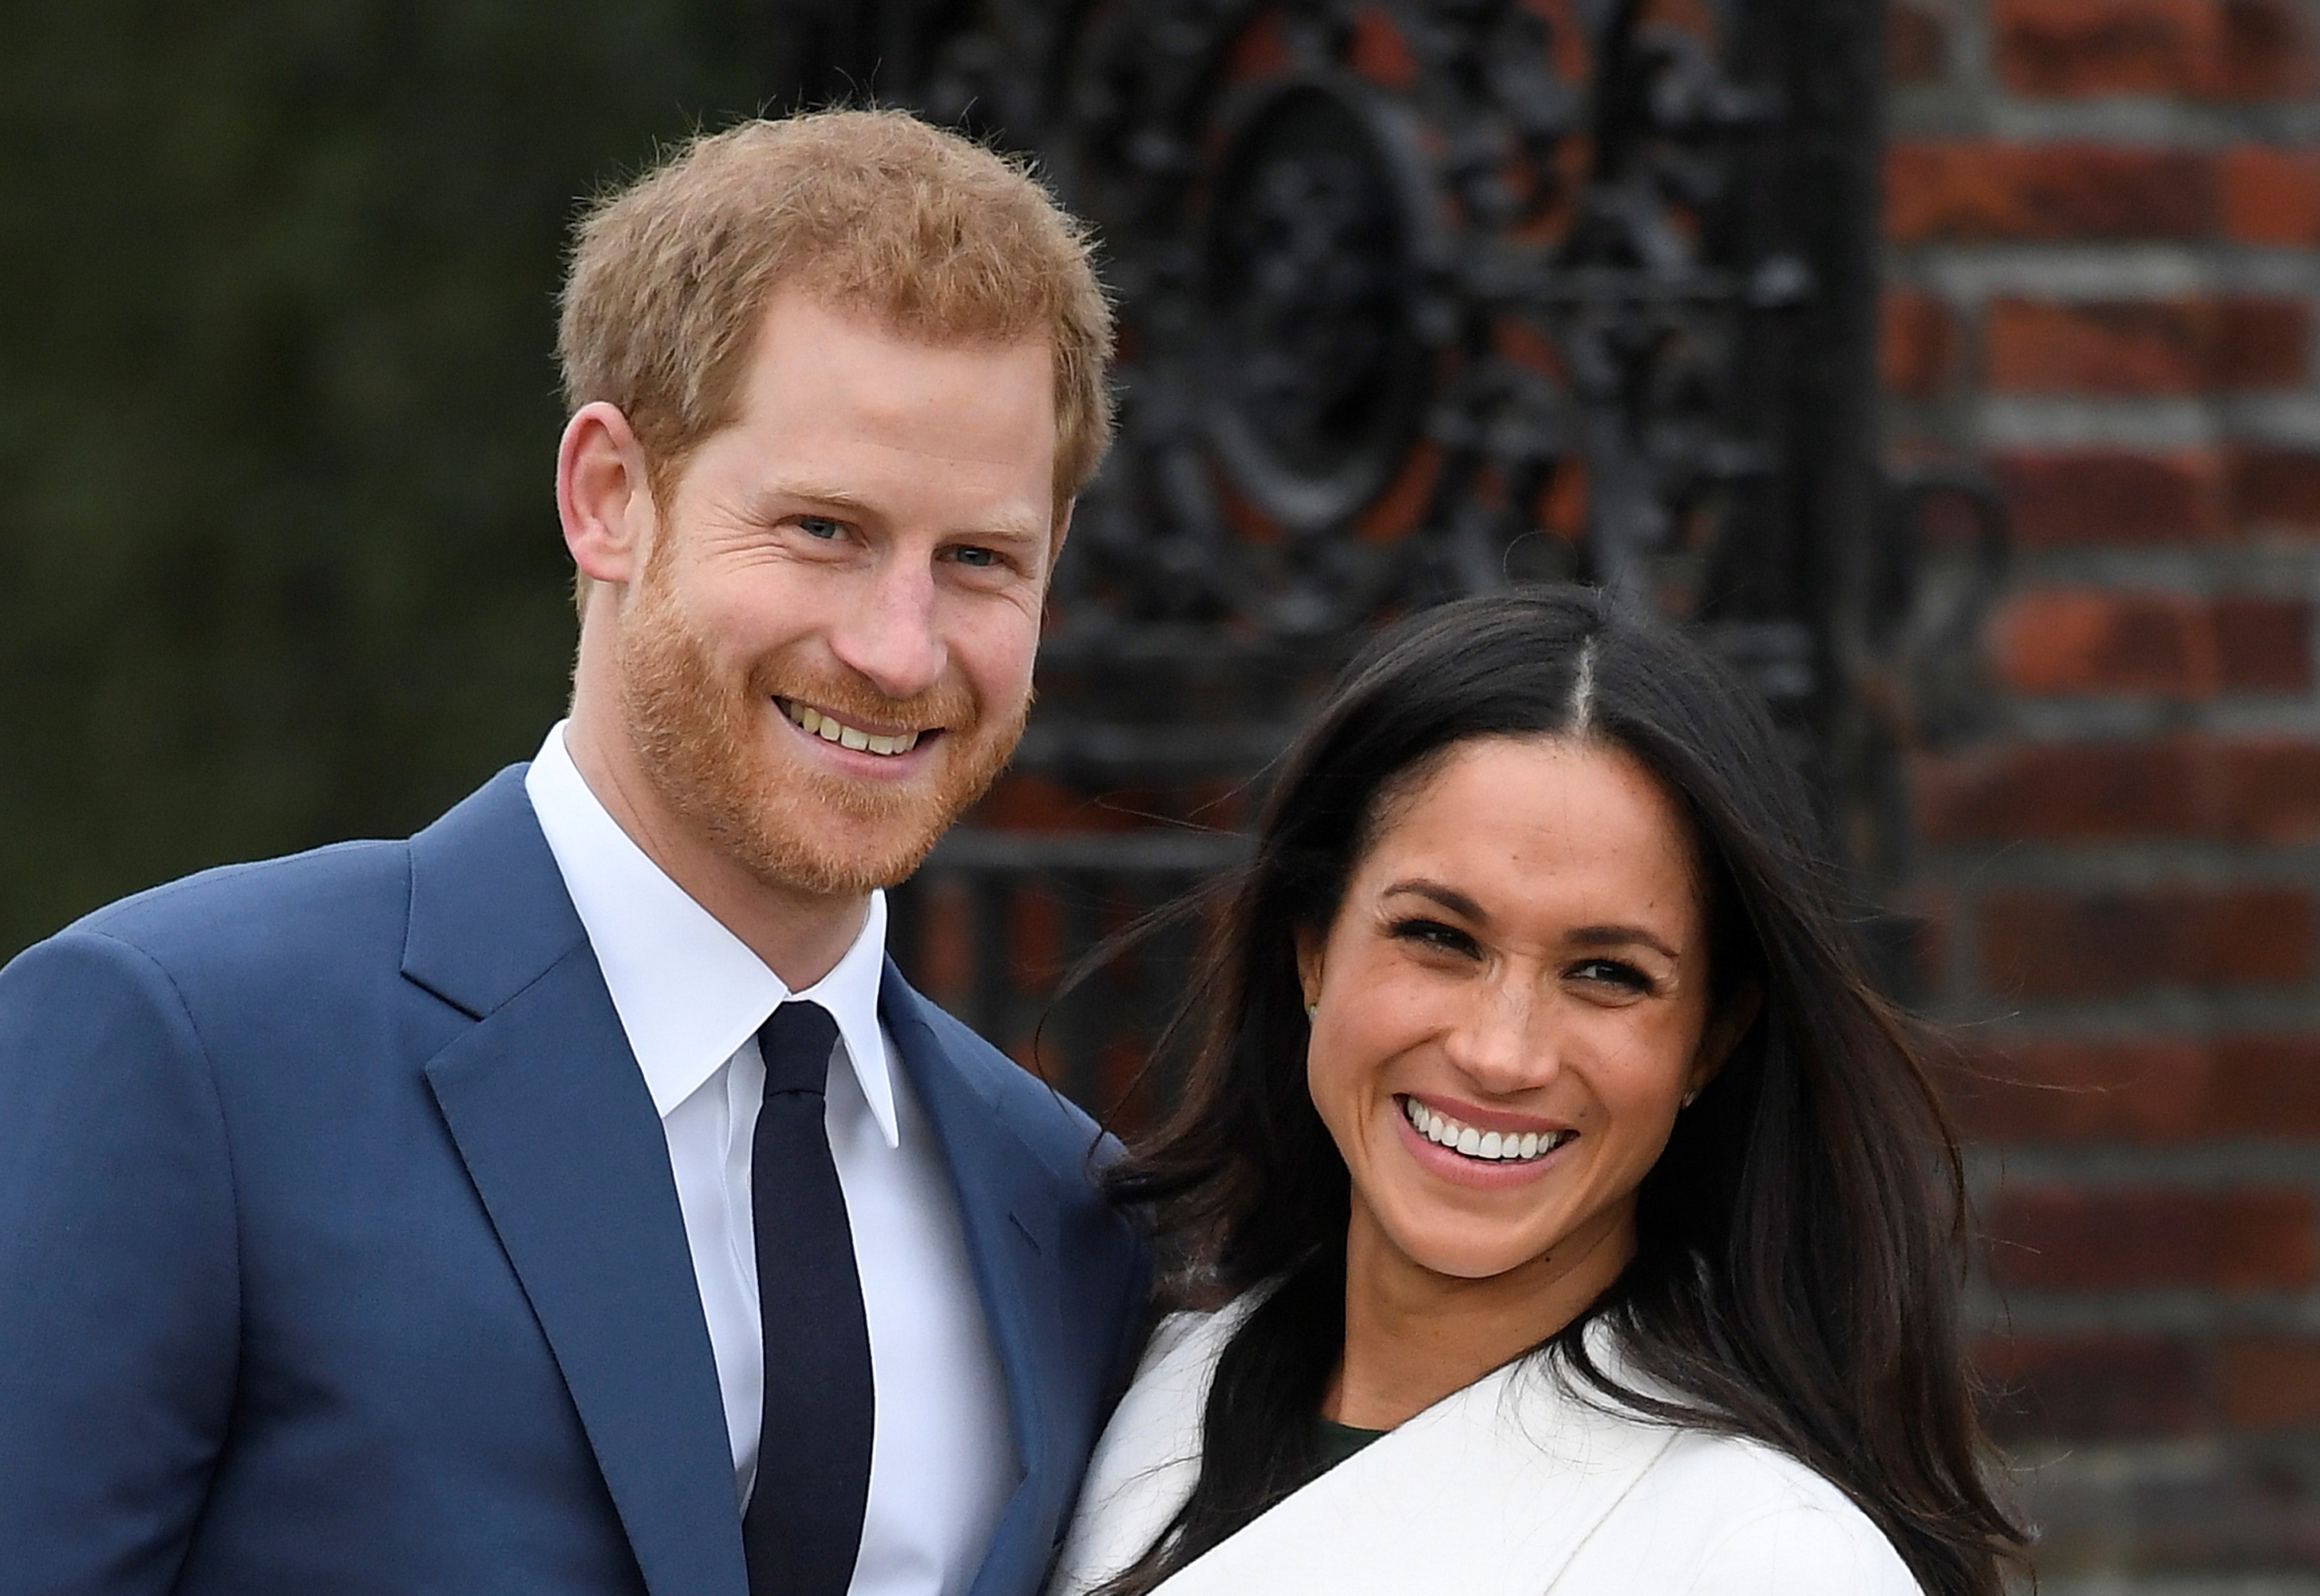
<box><xmin>1915</xmin><ymin>737</ymin><xmax>2320</xmax><ymax>845</ymax></box>
<box><xmin>1979</xmin><ymin>883</ymin><xmax>2314</xmax><ymax>997</ymax></box>
<box><xmin>1914</xmin><ymin>739</ymin><xmax>2204</xmax><ymax>842</ymax></box>
<box><xmin>1950</xmin><ymin>1036</ymin><xmax>2216</xmax><ymax>1140</ymax></box>
<box><xmin>1993</xmin><ymin>590</ymin><xmax>2211</xmax><ymax>695</ymax></box>
<box><xmin>903</xmin><ymin>875</ymin><xmax>972</xmax><ymax>1007</ymax></box>
<box><xmin>2210</xmin><ymin>1034</ymin><xmax>2320</xmax><ymax>1135</ymax></box>
<box><xmin>1890</xmin><ymin>1</ymin><xmax>1948</xmax><ymax>82</ymax></box>
<box><xmin>1927</xmin><ymin>743</ymin><xmax>2103</xmax><ymax>835</ymax></box>
<box><xmin>2214</xmin><ymin>595</ymin><xmax>2313</xmax><ymax>689</ymax></box>
<box><xmin>1994</xmin><ymin>0</ymin><xmax>2316</xmax><ymax>97</ymax></box>
<box><xmin>1950</xmin><ymin>1032</ymin><xmax>2320</xmax><ymax>1140</ymax></box>
<box><xmin>1911</xmin><ymin>737</ymin><xmax>2320</xmax><ymax>853</ymax></box>
<box><xmin>1887</xmin><ymin>142</ymin><xmax>2217</xmax><ymax>241</ymax></box>
<box><xmin>2028</xmin><ymin>1450</ymin><xmax>2320</xmax><ymax>1568</ymax></box>
<box><xmin>2230</xmin><ymin>444</ymin><xmax>2320</xmax><ymax>528</ymax></box>
<box><xmin>1994</xmin><ymin>448</ymin><xmax>2229</xmax><ymax>544</ymax></box>
<box><xmin>1986</xmin><ymin>296</ymin><xmax>2310</xmax><ymax>393</ymax></box>
<box><xmin>973</xmin><ymin>772</ymin><xmax>1140</xmax><ymax>832</ymax></box>
<box><xmin>1992</xmin><ymin>590</ymin><xmax>2307</xmax><ymax>695</ymax></box>
<box><xmin>1978</xmin><ymin>1330</ymin><xmax>2207</xmax><ymax>1439</ymax></box>
<box><xmin>1880</xmin><ymin>289</ymin><xmax>1958</xmax><ymax>396</ymax></box>
<box><xmin>1988</xmin><ymin>298</ymin><xmax>2205</xmax><ymax>392</ymax></box>
<box><xmin>1007</xmin><ymin>884</ymin><xmax>1063</xmax><ymax>984</ymax></box>
<box><xmin>2220</xmin><ymin>1336</ymin><xmax>2320</xmax><ymax>1428</ymax></box>
<box><xmin>2214</xmin><ymin>739</ymin><xmax>2320</xmax><ymax>840</ymax></box>
<box><xmin>2219</xmin><ymin>0</ymin><xmax>2320</xmax><ymax>97</ymax></box>
<box><xmin>1984</xmin><ymin>1185</ymin><xmax>2318</xmax><ymax>1290</ymax></box>
<box><xmin>1995</xmin><ymin>0</ymin><xmax>2224</xmax><ymax>97</ymax></box>
<box><xmin>2221</xmin><ymin>146</ymin><xmax>2320</xmax><ymax>243</ymax></box>
<box><xmin>2213</xmin><ymin>295</ymin><xmax>2313</xmax><ymax>385</ymax></box>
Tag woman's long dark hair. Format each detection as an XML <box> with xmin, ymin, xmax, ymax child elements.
<box><xmin>1097</xmin><ymin>585</ymin><xmax>2027</xmax><ymax>1596</ymax></box>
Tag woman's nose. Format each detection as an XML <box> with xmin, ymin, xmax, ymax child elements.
<box><xmin>1444</xmin><ymin>982</ymin><xmax>1558</xmax><ymax>1094</ymax></box>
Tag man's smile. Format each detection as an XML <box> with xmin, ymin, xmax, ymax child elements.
<box><xmin>776</xmin><ymin>697</ymin><xmax>933</xmax><ymax>758</ymax></box>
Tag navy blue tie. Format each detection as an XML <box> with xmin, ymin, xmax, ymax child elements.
<box><xmin>742</xmin><ymin>1001</ymin><xmax>873</xmax><ymax>1596</ymax></box>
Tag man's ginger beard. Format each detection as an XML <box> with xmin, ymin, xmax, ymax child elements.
<box><xmin>613</xmin><ymin>559</ymin><xmax>1029</xmax><ymax>899</ymax></box>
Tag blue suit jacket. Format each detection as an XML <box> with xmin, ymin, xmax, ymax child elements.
<box><xmin>0</xmin><ymin>768</ymin><xmax>1149</xmax><ymax>1596</ymax></box>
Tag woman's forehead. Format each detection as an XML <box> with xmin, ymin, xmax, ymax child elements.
<box><xmin>1350</xmin><ymin>736</ymin><xmax>1707</xmax><ymax>938</ymax></box>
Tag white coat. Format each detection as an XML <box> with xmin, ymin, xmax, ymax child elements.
<box><xmin>1050</xmin><ymin>1300</ymin><xmax>1923</xmax><ymax>1596</ymax></box>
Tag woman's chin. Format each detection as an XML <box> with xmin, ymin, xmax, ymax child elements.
<box><xmin>1361</xmin><ymin>1203</ymin><xmax>1556</xmax><ymax>1285</ymax></box>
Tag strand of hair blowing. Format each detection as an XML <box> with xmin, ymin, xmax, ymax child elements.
<box><xmin>1092</xmin><ymin>587</ymin><xmax>2027</xmax><ymax>1596</ymax></box>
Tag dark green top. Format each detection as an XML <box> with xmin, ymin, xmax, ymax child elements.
<box><xmin>1316</xmin><ymin>1416</ymin><xmax>1389</xmax><ymax>1473</ymax></box>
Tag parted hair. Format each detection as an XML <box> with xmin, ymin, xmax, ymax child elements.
<box><xmin>557</xmin><ymin>108</ymin><xmax>1115</xmax><ymax>511</ymax></box>
<box><xmin>1100</xmin><ymin>585</ymin><xmax>2027</xmax><ymax>1596</ymax></box>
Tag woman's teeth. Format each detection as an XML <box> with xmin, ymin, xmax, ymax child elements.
<box><xmin>1402</xmin><ymin>1096</ymin><xmax>1573</xmax><ymax>1163</ymax></box>
<box><xmin>780</xmin><ymin>700</ymin><xmax>920</xmax><ymax>757</ymax></box>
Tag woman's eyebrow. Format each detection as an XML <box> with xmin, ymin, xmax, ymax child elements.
<box><xmin>1381</xmin><ymin>882</ymin><xmax>1684</xmax><ymax>962</ymax></box>
<box><xmin>1567</xmin><ymin>924</ymin><xmax>1682</xmax><ymax>962</ymax></box>
<box><xmin>1380</xmin><ymin>879</ymin><xmax>1487</xmax><ymax>922</ymax></box>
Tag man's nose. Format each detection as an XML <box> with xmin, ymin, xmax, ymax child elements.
<box><xmin>828</xmin><ymin>555</ymin><xmax>946</xmax><ymax>702</ymax></box>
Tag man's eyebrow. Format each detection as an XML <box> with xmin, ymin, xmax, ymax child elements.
<box><xmin>753</xmin><ymin>480</ymin><xmax>879</xmax><ymax>519</ymax></box>
<box><xmin>754</xmin><ymin>482</ymin><xmax>1048</xmax><ymax>544</ymax></box>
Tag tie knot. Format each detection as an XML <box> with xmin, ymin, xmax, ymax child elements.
<box><xmin>758</xmin><ymin>1001</ymin><xmax>840</xmax><ymax>1097</ymax></box>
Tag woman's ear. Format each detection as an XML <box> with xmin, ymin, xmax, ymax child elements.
<box><xmin>1688</xmin><ymin>982</ymin><xmax>1763</xmax><ymax>1100</ymax></box>
<box><xmin>1293</xmin><ymin>923</ymin><xmax>1326</xmax><ymax>1013</ymax></box>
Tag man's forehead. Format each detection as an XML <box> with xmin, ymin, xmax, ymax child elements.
<box><xmin>748</xmin><ymin>284</ymin><xmax>1055</xmax><ymax>364</ymax></box>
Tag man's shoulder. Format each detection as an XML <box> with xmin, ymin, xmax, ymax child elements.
<box><xmin>900</xmin><ymin>988</ymin><xmax>1117</xmax><ymax>1180</ymax></box>
<box><xmin>27</xmin><ymin>764</ymin><xmax>538</xmax><ymax>995</ymax></box>
<box><xmin>64</xmin><ymin>836</ymin><xmax>415</xmax><ymax>973</ymax></box>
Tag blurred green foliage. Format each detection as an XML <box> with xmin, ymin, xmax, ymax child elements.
<box><xmin>0</xmin><ymin>1</ymin><xmax>769</xmax><ymax>956</ymax></box>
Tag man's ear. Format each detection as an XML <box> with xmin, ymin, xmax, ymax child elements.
<box><xmin>558</xmin><ymin>401</ymin><xmax>655</xmax><ymax>587</ymax></box>
<box><xmin>1688</xmin><ymin>982</ymin><xmax>1764</xmax><ymax>1099</ymax></box>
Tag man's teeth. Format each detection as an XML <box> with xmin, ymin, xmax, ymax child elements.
<box><xmin>780</xmin><ymin>701</ymin><xmax>921</xmax><ymax>757</ymax></box>
<box><xmin>1402</xmin><ymin>1097</ymin><xmax>1572</xmax><ymax>1163</ymax></box>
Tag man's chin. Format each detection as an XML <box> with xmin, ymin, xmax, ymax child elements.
<box><xmin>733</xmin><ymin>802</ymin><xmax>954</xmax><ymax>899</ymax></box>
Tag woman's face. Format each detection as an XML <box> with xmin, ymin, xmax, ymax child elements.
<box><xmin>1298</xmin><ymin>734</ymin><xmax>1733</xmax><ymax>1294</ymax></box>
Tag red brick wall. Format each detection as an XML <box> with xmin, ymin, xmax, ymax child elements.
<box><xmin>1887</xmin><ymin>0</ymin><xmax>2320</xmax><ymax>1578</ymax></box>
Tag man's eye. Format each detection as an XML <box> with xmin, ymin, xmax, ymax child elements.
<box><xmin>951</xmin><ymin>545</ymin><xmax>998</xmax><ymax>568</ymax></box>
<box><xmin>796</xmin><ymin>516</ymin><xmax>843</xmax><ymax>540</ymax></box>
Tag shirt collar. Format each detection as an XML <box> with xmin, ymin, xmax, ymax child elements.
<box><xmin>522</xmin><ymin>721</ymin><xmax>900</xmax><ymax>1148</ymax></box>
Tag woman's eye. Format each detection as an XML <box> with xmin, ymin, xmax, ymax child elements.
<box><xmin>796</xmin><ymin>516</ymin><xmax>844</xmax><ymax>540</ymax></box>
<box><xmin>1389</xmin><ymin>918</ymin><xmax>1478</xmax><ymax>958</ymax></box>
<box><xmin>1571</xmin><ymin>959</ymin><xmax>1654</xmax><ymax>993</ymax></box>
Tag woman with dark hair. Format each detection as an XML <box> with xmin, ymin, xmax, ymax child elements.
<box><xmin>1048</xmin><ymin>586</ymin><xmax>2026</xmax><ymax>1596</ymax></box>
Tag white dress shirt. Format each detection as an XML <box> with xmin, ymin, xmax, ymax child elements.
<box><xmin>524</xmin><ymin>722</ymin><xmax>1017</xmax><ymax>1596</ymax></box>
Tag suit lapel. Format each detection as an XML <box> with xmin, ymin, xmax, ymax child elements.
<box><xmin>1160</xmin><ymin>1341</ymin><xmax>1675</xmax><ymax>1596</ymax></box>
<box><xmin>879</xmin><ymin>966</ymin><xmax>1064</xmax><ymax>1596</ymax></box>
<box><xmin>405</xmin><ymin>769</ymin><xmax>749</xmax><ymax>1596</ymax></box>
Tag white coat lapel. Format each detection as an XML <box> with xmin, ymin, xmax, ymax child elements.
<box><xmin>1152</xmin><ymin>1330</ymin><xmax>1677</xmax><ymax>1596</ymax></box>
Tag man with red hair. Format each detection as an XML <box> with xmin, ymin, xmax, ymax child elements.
<box><xmin>0</xmin><ymin>109</ymin><xmax>1145</xmax><ymax>1596</ymax></box>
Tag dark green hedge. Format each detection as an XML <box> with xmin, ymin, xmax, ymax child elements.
<box><xmin>0</xmin><ymin>1</ymin><xmax>766</xmax><ymax>957</ymax></box>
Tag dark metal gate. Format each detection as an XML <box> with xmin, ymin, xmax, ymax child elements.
<box><xmin>770</xmin><ymin>0</ymin><xmax>2001</xmax><ymax>1121</ymax></box>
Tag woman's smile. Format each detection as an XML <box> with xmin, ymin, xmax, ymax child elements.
<box><xmin>1393</xmin><ymin>1093</ymin><xmax>1577</xmax><ymax>1187</ymax></box>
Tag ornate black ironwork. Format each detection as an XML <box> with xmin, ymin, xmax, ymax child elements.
<box><xmin>772</xmin><ymin>0</ymin><xmax>2002</xmax><ymax>1113</ymax></box>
